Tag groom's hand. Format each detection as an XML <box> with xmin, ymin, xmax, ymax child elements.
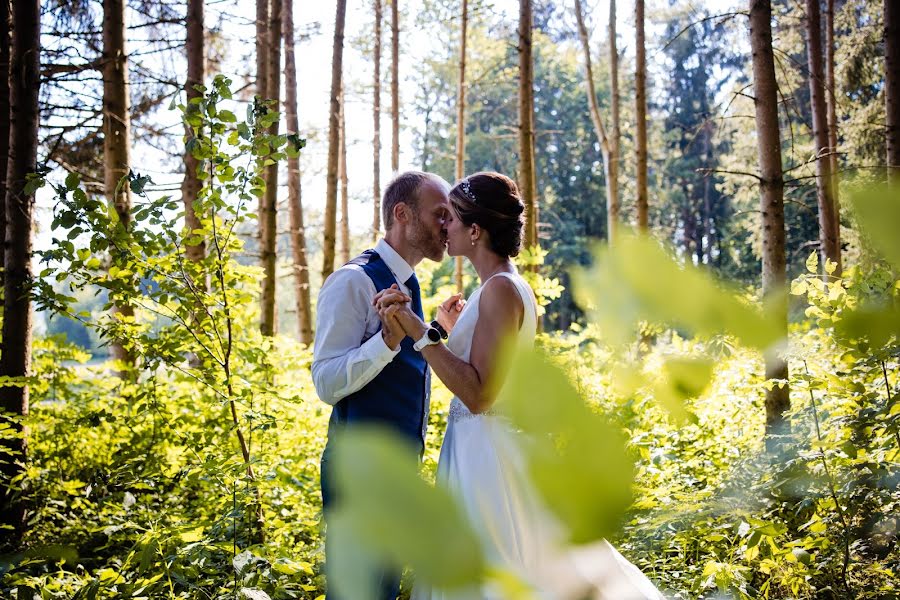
<box><xmin>379</xmin><ymin>303</ymin><xmax>406</xmax><ymax>350</ymax></box>
<box><xmin>373</xmin><ymin>283</ymin><xmax>411</xmax><ymax>311</ymax></box>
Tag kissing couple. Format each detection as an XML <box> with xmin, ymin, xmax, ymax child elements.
<box><xmin>312</xmin><ymin>171</ymin><xmax>665</xmax><ymax>599</ymax></box>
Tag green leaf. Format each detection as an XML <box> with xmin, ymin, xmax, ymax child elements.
<box><xmin>573</xmin><ymin>232</ymin><xmax>783</xmax><ymax>351</ymax></box>
<box><xmin>852</xmin><ymin>184</ymin><xmax>900</xmax><ymax>269</ymax></box>
<box><xmin>219</xmin><ymin>110</ymin><xmax>237</xmax><ymax>123</ymax></box>
<box><xmin>331</xmin><ymin>427</ymin><xmax>484</xmax><ymax>595</ymax></box>
<box><xmin>806</xmin><ymin>251</ymin><xmax>819</xmax><ymax>274</ymax></box>
<box><xmin>65</xmin><ymin>171</ymin><xmax>81</xmax><ymax>191</ymax></box>
<box><xmin>497</xmin><ymin>345</ymin><xmax>633</xmax><ymax>544</ymax></box>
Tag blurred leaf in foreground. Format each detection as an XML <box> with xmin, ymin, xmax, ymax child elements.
<box><xmin>851</xmin><ymin>183</ymin><xmax>900</xmax><ymax>270</ymax></box>
<box><xmin>497</xmin><ymin>345</ymin><xmax>634</xmax><ymax>545</ymax></box>
<box><xmin>572</xmin><ymin>232</ymin><xmax>783</xmax><ymax>352</ymax></box>
<box><xmin>330</xmin><ymin>427</ymin><xmax>484</xmax><ymax>598</ymax></box>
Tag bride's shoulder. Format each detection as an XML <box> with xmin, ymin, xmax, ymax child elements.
<box><xmin>479</xmin><ymin>274</ymin><xmax>525</xmax><ymax>313</ymax></box>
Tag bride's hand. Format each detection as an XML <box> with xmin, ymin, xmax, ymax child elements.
<box><xmin>437</xmin><ymin>293</ymin><xmax>465</xmax><ymax>333</ymax></box>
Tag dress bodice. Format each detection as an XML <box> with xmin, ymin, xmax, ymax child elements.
<box><xmin>445</xmin><ymin>270</ymin><xmax>538</xmax><ymax>422</ymax></box>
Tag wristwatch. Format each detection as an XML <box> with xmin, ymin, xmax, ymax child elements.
<box><xmin>413</xmin><ymin>326</ymin><xmax>443</xmax><ymax>351</ymax></box>
<box><xmin>430</xmin><ymin>320</ymin><xmax>449</xmax><ymax>340</ymax></box>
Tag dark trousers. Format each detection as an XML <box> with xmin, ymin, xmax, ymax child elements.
<box><xmin>321</xmin><ymin>451</ymin><xmax>401</xmax><ymax>600</ymax></box>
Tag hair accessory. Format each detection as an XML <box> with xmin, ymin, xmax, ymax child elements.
<box><xmin>460</xmin><ymin>179</ymin><xmax>477</xmax><ymax>203</ymax></box>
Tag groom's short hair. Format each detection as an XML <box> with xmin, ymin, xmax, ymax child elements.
<box><xmin>382</xmin><ymin>171</ymin><xmax>447</xmax><ymax>230</ymax></box>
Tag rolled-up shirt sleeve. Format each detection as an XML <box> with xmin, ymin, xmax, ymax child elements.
<box><xmin>312</xmin><ymin>267</ymin><xmax>401</xmax><ymax>406</ymax></box>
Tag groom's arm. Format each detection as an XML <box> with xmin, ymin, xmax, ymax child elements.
<box><xmin>312</xmin><ymin>267</ymin><xmax>402</xmax><ymax>406</ymax></box>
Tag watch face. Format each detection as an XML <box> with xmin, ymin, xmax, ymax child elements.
<box><xmin>427</xmin><ymin>328</ymin><xmax>441</xmax><ymax>343</ymax></box>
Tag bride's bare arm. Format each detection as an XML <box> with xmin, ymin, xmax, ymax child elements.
<box><xmin>382</xmin><ymin>277</ymin><xmax>523</xmax><ymax>414</ymax></box>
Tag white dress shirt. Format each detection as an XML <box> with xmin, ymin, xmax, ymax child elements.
<box><xmin>312</xmin><ymin>238</ymin><xmax>417</xmax><ymax>406</ymax></box>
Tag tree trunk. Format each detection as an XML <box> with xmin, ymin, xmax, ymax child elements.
<box><xmin>391</xmin><ymin>0</ymin><xmax>399</xmax><ymax>172</ymax></box>
<box><xmin>886</xmin><ymin>0</ymin><xmax>900</xmax><ymax>178</ymax></box>
<box><xmin>824</xmin><ymin>0</ymin><xmax>840</xmax><ymax>252</ymax></box>
<box><xmin>373</xmin><ymin>0</ymin><xmax>382</xmax><ymax>241</ymax></box>
<box><xmin>103</xmin><ymin>0</ymin><xmax>135</xmax><ymax>368</ymax></box>
<box><xmin>283</xmin><ymin>0</ymin><xmax>313</xmax><ymax>344</ymax></box>
<box><xmin>607</xmin><ymin>0</ymin><xmax>620</xmax><ymax>241</ymax></box>
<box><xmin>256</xmin><ymin>0</ymin><xmax>269</xmax><ymax>98</ymax></box>
<box><xmin>0</xmin><ymin>0</ymin><xmax>10</xmax><ymax>290</ymax></box>
<box><xmin>573</xmin><ymin>0</ymin><xmax>615</xmax><ymax>243</ymax></box>
<box><xmin>0</xmin><ymin>0</ymin><xmax>39</xmax><ymax>548</ymax></box>
<box><xmin>259</xmin><ymin>0</ymin><xmax>282</xmax><ymax>337</ymax></box>
<box><xmin>635</xmin><ymin>0</ymin><xmax>648</xmax><ymax>232</ymax></box>
<box><xmin>339</xmin><ymin>83</ymin><xmax>350</xmax><ymax>264</ymax></box>
<box><xmin>806</xmin><ymin>0</ymin><xmax>840</xmax><ymax>276</ymax></box>
<box><xmin>182</xmin><ymin>0</ymin><xmax>205</xmax><ymax>267</ymax></box>
<box><xmin>749</xmin><ymin>0</ymin><xmax>790</xmax><ymax>450</ymax></box>
<box><xmin>322</xmin><ymin>0</ymin><xmax>347</xmax><ymax>281</ymax></box>
<box><xmin>455</xmin><ymin>0</ymin><xmax>468</xmax><ymax>291</ymax></box>
<box><xmin>518</xmin><ymin>0</ymin><xmax>538</xmax><ymax>254</ymax></box>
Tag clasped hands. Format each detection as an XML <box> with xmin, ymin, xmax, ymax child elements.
<box><xmin>373</xmin><ymin>285</ymin><xmax>466</xmax><ymax>351</ymax></box>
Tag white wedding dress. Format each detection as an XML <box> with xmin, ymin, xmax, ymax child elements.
<box><xmin>413</xmin><ymin>271</ymin><xmax>666</xmax><ymax>600</ymax></box>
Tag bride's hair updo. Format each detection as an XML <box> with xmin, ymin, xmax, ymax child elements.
<box><xmin>449</xmin><ymin>171</ymin><xmax>526</xmax><ymax>258</ymax></box>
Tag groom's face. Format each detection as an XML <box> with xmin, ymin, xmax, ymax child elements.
<box><xmin>408</xmin><ymin>179</ymin><xmax>450</xmax><ymax>262</ymax></box>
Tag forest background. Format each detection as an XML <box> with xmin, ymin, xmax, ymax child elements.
<box><xmin>1</xmin><ymin>0</ymin><xmax>899</xmax><ymax>598</ymax></box>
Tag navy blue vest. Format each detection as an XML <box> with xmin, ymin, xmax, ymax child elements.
<box><xmin>322</xmin><ymin>251</ymin><xmax>429</xmax><ymax>500</ymax></box>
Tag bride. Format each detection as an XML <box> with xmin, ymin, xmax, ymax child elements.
<box><xmin>375</xmin><ymin>172</ymin><xmax>665</xmax><ymax>600</ymax></box>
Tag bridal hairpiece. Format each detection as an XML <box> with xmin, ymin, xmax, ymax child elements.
<box><xmin>460</xmin><ymin>179</ymin><xmax>477</xmax><ymax>203</ymax></box>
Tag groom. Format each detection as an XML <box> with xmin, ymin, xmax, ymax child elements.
<box><xmin>312</xmin><ymin>170</ymin><xmax>451</xmax><ymax>600</ymax></box>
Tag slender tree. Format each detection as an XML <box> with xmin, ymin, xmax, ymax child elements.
<box><xmin>283</xmin><ymin>0</ymin><xmax>313</xmax><ymax>344</ymax></box>
<box><xmin>256</xmin><ymin>0</ymin><xmax>269</xmax><ymax>98</ymax></box>
<box><xmin>454</xmin><ymin>0</ymin><xmax>469</xmax><ymax>291</ymax></box>
<box><xmin>103</xmin><ymin>0</ymin><xmax>135</xmax><ymax>367</ymax></box>
<box><xmin>824</xmin><ymin>0</ymin><xmax>840</xmax><ymax>248</ymax></box>
<box><xmin>886</xmin><ymin>0</ymin><xmax>900</xmax><ymax>178</ymax></box>
<box><xmin>1</xmin><ymin>0</ymin><xmax>10</xmax><ymax>287</ymax></box>
<box><xmin>518</xmin><ymin>0</ymin><xmax>538</xmax><ymax>254</ymax></box>
<box><xmin>574</xmin><ymin>0</ymin><xmax>617</xmax><ymax>242</ymax></box>
<box><xmin>259</xmin><ymin>0</ymin><xmax>283</xmax><ymax>336</ymax></box>
<box><xmin>1</xmin><ymin>0</ymin><xmax>40</xmax><ymax>547</ymax></box>
<box><xmin>322</xmin><ymin>0</ymin><xmax>347</xmax><ymax>280</ymax></box>
<box><xmin>391</xmin><ymin>0</ymin><xmax>400</xmax><ymax>172</ymax></box>
<box><xmin>182</xmin><ymin>0</ymin><xmax>205</xmax><ymax>266</ymax></box>
<box><xmin>635</xmin><ymin>0</ymin><xmax>648</xmax><ymax>231</ymax></box>
<box><xmin>339</xmin><ymin>84</ymin><xmax>350</xmax><ymax>264</ymax></box>
<box><xmin>373</xmin><ymin>0</ymin><xmax>383</xmax><ymax>240</ymax></box>
<box><xmin>805</xmin><ymin>0</ymin><xmax>841</xmax><ymax>276</ymax></box>
<box><xmin>749</xmin><ymin>0</ymin><xmax>790</xmax><ymax>449</ymax></box>
<box><xmin>608</xmin><ymin>0</ymin><xmax>621</xmax><ymax>240</ymax></box>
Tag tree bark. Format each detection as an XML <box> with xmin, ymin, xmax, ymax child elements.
<box><xmin>322</xmin><ymin>0</ymin><xmax>346</xmax><ymax>281</ymax></box>
<box><xmin>372</xmin><ymin>0</ymin><xmax>382</xmax><ymax>241</ymax></box>
<box><xmin>1</xmin><ymin>0</ymin><xmax>10</xmax><ymax>289</ymax></box>
<box><xmin>182</xmin><ymin>0</ymin><xmax>205</xmax><ymax>267</ymax></box>
<box><xmin>749</xmin><ymin>0</ymin><xmax>790</xmax><ymax>450</ymax></box>
<box><xmin>886</xmin><ymin>0</ymin><xmax>900</xmax><ymax>178</ymax></box>
<box><xmin>635</xmin><ymin>0</ymin><xmax>648</xmax><ymax>232</ymax></box>
<box><xmin>103</xmin><ymin>0</ymin><xmax>135</xmax><ymax>368</ymax></box>
<box><xmin>573</xmin><ymin>0</ymin><xmax>615</xmax><ymax>243</ymax></box>
<box><xmin>805</xmin><ymin>0</ymin><xmax>841</xmax><ymax>276</ymax></box>
<box><xmin>256</xmin><ymin>0</ymin><xmax>269</xmax><ymax>98</ymax></box>
<box><xmin>1</xmin><ymin>0</ymin><xmax>39</xmax><ymax>548</ymax></box>
<box><xmin>391</xmin><ymin>0</ymin><xmax>399</xmax><ymax>172</ymax></box>
<box><xmin>607</xmin><ymin>0</ymin><xmax>621</xmax><ymax>241</ymax></box>
<box><xmin>283</xmin><ymin>0</ymin><xmax>313</xmax><ymax>344</ymax></box>
<box><xmin>518</xmin><ymin>0</ymin><xmax>538</xmax><ymax>254</ymax></box>
<box><xmin>339</xmin><ymin>83</ymin><xmax>350</xmax><ymax>264</ymax></box>
<box><xmin>259</xmin><ymin>0</ymin><xmax>282</xmax><ymax>337</ymax></box>
<box><xmin>455</xmin><ymin>0</ymin><xmax>468</xmax><ymax>291</ymax></box>
<box><xmin>824</xmin><ymin>0</ymin><xmax>840</xmax><ymax>251</ymax></box>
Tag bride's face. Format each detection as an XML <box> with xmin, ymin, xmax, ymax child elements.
<box><xmin>445</xmin><ymin>203</ymin><xmax>469</xmax><ymax>257</ymax></box>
